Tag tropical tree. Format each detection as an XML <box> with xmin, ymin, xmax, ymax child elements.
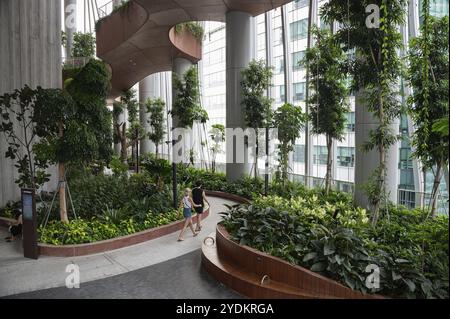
<box><xmin>172</xmin><ymin>66</ymin><xmax>208</xmax><ymax>163</ymax></box>
<box><xmin>241</xmin><ymin>60</ymin><xmax>273</xmax><ymax>179</ymax></box>
<box><xmin>0</xmin><ymin>86</ymin><xmax>52</xmax><ymax>190</ymax></box>
<box><xmin>172</xmin><ymin>66</ymin><xmax>208</xmax><ymax>128</ymax></box>
<box><xmin>113</xmin><ymin>89</ymin><xmax>144</xmax><ymax>165</ymax></box>
<box><xmin>146</xmin><ymin>98</ymin><xmax>166</xmax><ymax>158</ymax></box>
<box><xmin>408</xmin><ymin>9</ymin><xmax>449</xmax><ymax>216</ymax></box>
<box><xmin>209</xmin><ymin>124</ymin><xmax>225</xmax><ymax>173</ymax></box>
<box><xmin>36</xmin><ymin>59</ymin><xmax>113</xmax><ymax>222</ymax></box>
<box><xmin>322</xmin><ymin>0</ymin><xmax>406</xmax><ymax>225</ymax></box>
<box><xmin>72</xmin><ymin>32</ymin><xmax>96</xmax><ymax>58</ymax></box>
<box><xmin>303</xmin><ymin>27</ymin><xmax>349</xmax><ymax>194</ymax></box>
<box><xmin>124</xmin><ymin>89</ymin><xmax>144</xmax><ymax>170</ymax></box>
<box><xmin>273</xmin><ymin>103</ymin><xmax>306</xmax><ymax>184</ymax></box>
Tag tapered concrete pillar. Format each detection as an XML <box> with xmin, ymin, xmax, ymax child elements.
<box><xmin>354</xmin><ymin>94</ymin><xmax>400</xmax><ymax>209</ymax></box>
<box><xmin>226</xmin><ymin>11</ymin><xmax>255</xmax><ymax>182</ymax></box>
<box><xmin>139</xmin><ymin>74</ymin><xmax>160</xmax><ymax>155</ymax></box>
<box><xmin>0</xmin><ymin>0</ymin><xmax>61</xmax><ymax>207</ymax></box>
<box><xmin>64</xmin><ymin>0</ymin><xmax>77</xmax><ymax>58</ymax></box>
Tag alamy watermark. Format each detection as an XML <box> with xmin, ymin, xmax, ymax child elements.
<box><xmin>65</xmin><ymin>263</ymin><xmax>80</xmax><ymax>289</ymax></box>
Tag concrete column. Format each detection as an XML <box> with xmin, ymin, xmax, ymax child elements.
<box><xmin>226</xmin><ymin>11</ymin><xmax>255</xmax><ymax>182</ymax></box>
<box><xmin>139</xmin><ymin>74</ymin><xmax>161</xmax><ymax>155</ymax></box>
<box><xmin>114</xmin><ymin>109</ymin><xmax>125</xmax><ymax>156</ymax></box>
<box><xmin>305</xmin><ymin>0</ymin><xmax>319</xmax><ymax>188</ymax></box>
<box><xmin>354</xmin><ymin>94</ymin><xmax>400</xmax><ymax>209</ymax></box>
<box><xmin>64</xmin><ymin>0</ymin><xmax>77</xmax><ymax>58</ymax></box>
<box><xmin>0</xmin><ymin>0</ymin><xmax>61</xmax><ymax>207</ymax></box>
<box><xmin>172</xmin><ymin>58</ymin><xmax>193</xmax><ymax>163</ymax></box>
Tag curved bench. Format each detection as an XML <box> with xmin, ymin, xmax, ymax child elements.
<box><xmin>202</xmin><ymin>224</ymin><xmax>385</xmax><ymax>299</ymax></box>
<box><xmin>96</xmin><ymin>0</ymin><xmax>292</xmax><ymax>98</ymax></box>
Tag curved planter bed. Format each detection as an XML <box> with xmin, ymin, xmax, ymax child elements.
<box><xmin>0</xmin><ymin>191</ymin><xmax>245</xmax><ymax>258</ymax></box>
<box><xmin>0</xmin><ymin>210</ymin><xmax>209</xmax><ymax>258</ymax></box>
<box><xmin>202</xmin><ymin>224</ymin><xmax>384</xmax><ymax>299</ymax></box>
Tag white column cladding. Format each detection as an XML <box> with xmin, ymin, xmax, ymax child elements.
<box><xmin>172</xmin><ymin>58</ymin><xmax>193</xmax><ymax>164</ymax></box>
<box><xmin>0</xmin><ymin>0</ymin><xmax>61</xmax><ymax>207</ymax></box>
<box><xmin>226</xmin><ymin>11</ymin><xmax>255</xmax><ymax>182</ymax></box>
<box><xmin>304</xmin><ymin>0</ymin><xmax>318</xmax><ymax>188</ymax></box>
<box><xmin>354</xmin><ymin>92</ymin><xmax>400</xmax><ymax>209</ymax></box>
<box><xmin>139</xmin><ymin>74</ymin><xmax>159</xmax><ymax>155</ymax></box>
<box><xmin>64</xmin><ymin>0</ymin><xmax>77</xmax><ymax>58</ymax></box>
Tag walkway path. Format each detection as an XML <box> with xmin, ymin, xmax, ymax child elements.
<box><xmin>0</xmin><ymin>196</ymin><xmax>237</xmax><ymax>298</ymax></box>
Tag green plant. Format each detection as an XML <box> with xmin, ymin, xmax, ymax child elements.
<box><xmin>272</xmin><ymin>103</ymin><xmax>306</xmax><ymax>183</ymax></box>
<box><xmin>322</xmin><ymin>0</ymin><xmax>406</xmax><ymax>224</ymax></box>
<box><xmin>209</xmin><ymin>124</ymin><xmax>225</xmax><ymax>173</ymax></box>
<box><xmin>146</xmin><ymin>98</ymin><xmax>166</xmax><ymax>158</ymax></box>
<box><xmin>241</xmin><ymin>60</ymin><xmax>273</xmax><ymax>179</ymax></box>
<box><xmin>174</xmin><ymin>22</ymin><xmax>205</xmax><ymax>41</ymax></box>
<box><xmin>72</xmin><ymin>32</ymin><xmax>95</xmax><ymax>58</ymax></box>
<box><xmin>109</xmin><ymin>155</ymin><xmax>129</xmax><ymax>177</ymax></box>
<box><xmin>172</xmin><ymin>66</ymin><xmax>208</xmax><ymax>128</ymax></box>
<box><xmin>141</xmin><ymin>154</ymin><xmax>172</xmax><ymax>191</ymax></box>
<box><xmin>0</xmin><ymin>86</ymin><xmax>51</xmax><ymax>189</ymax></box>
<box><xmin>303</xmin><ymin>26</ymin><xmax>349</xmax><ymax>194</ymax></box>
<box><xmin>221</xmin><ymin>192</ymin><xmax>449</xmax><ymax>298</ymax></box>
<box><xmin>408</xmin><ymin>13</ymin><xmax>449</xmax><ymax>216</ymax></box>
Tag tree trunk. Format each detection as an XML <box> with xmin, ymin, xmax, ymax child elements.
<box><xmin>325</xmin><ymin>135</ymin><xmax>333</xmax><ymax>195</ymax></box>
<box><xmin>58</xmin><ymin>122</ymin><xmax>69</xmax><ymax>223</ymax></box>
<box><xmin>255</xmin><ymin>129</ymin><xmax>259</xmax><ymax>179</ymax></box>
<box><xmin>371</xmin><ymin>87</ymin><xmax>385</xmax><ymax>226</ymax></box>
<box><xmin>430</xmin><ymin>163</ymin><xmax>443</xmax><ymax>217</ymax></box>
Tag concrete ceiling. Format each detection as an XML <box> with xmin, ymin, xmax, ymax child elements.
<box><xmin>96</xmin><ymin>0</ymin><xmax>292</xmax><ymax>99</ymax></box>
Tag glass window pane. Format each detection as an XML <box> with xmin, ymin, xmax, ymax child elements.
<box><xmin>290</xmin><ymin>19</ymin><xmax>308</xmax><ymax>41</ymax></box>
<box><xmin>337</xmin><ymin>147</ymin><xmax>355</xmax><ymax>167</ymax></box>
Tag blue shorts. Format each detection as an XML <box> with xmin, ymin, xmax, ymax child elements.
<box><xmin>183</xmin><ymin>208</ymin><xmax>192</xmax><ymax>218</ymax></box>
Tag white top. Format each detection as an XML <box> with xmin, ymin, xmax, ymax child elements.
<box><xmin>183</xmin><ymin>196</ymin><xmax>192</xmax><ymax>209</ymax></box>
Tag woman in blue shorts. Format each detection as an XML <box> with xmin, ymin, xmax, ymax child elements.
<box><xmin>177</xmin><ymin>188</ymin><xmax>201</xmax><ymax>242</ymax></box>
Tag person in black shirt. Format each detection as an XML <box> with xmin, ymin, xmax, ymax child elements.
<box><xmin>192</xmin><ymin>181</ymin><xmax>210</xmax><ymax>232</ymax></box>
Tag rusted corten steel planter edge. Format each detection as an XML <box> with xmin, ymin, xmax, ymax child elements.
<box><xmin>0</xmin><ymin>209</ymin><xmax>209</xmax><ymax>258</ymax></box>
<box><xmin>202</xmin><ymin>223</ymin><xmax>385</xmax><ymax>299</ymax></box>
<box><xmin>0</xmin><ymin>191</ymin><xmax>247</xmax><ymax>257</ymax></box>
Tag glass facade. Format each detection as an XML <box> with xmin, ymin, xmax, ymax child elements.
<box><xmin>199</xmin><ymin>0</ymin><xmax>448</xmax><ymax>206</ymax></box>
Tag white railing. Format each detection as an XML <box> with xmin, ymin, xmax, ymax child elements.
<box><xmin>98</xmin><ymin>0</ymin><xmax>115</xmax><ymax>19</ymax></box>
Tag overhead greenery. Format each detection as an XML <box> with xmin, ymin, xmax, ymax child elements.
<box><xmin>272</xmin><ymin>103</ymin><xmax>306</xmax><ymax>184</ymax></box>
<box><xmin>145</xmin><ymin>98</ymin><xmax>166</xmax><ymax>158</ymax></box>
<box><xmin>241</xmin><ymin>60</ymin><xmax>274</xmax><ymax>179</ymax></box>
<box><xmin>408</xmin><ymin>11</ymin><xmax>449</xmax><ymax>216</ymax></box>
<box><xmin>174</xmin><ymin>22</ymin><xmax>205</xmax><ymax>41</ymax></box>
<box><xmin>303</xmin><ymin>26</ymin><xmax>349</xmax><ymax>194</ymax></box>
<box><xmin>322</xmin><ymin>0</ymin><xmax>406</xmax><ymax>225</ymax></box>
<box><xmin>172</xmin><ymin>66</ymin><xmax>208</xmax><ymax>128</ymax></box>
<box><xmin>95</xmin><ymin>0</ymin><xmax>131</xmax><ymax>32</ymax></box>
<box><xmin>72</xmin><ymin>32</ymin><xmax>96</xmax><ymax>58</ymax></box>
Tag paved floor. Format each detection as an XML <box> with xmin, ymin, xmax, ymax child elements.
<box><xmin>4</xmin><ymin>250</ymin><xmax>242</xmax><ymax>299</ymax></box>
<box><xmin>0</xmin><ymin>196</ymin><xmax>237</xmax><ymax>298</ymax></box>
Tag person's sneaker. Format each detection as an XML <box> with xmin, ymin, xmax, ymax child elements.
<box><xmin>177</xmin><ymin>238</ymin><xmax>184</xmax><ymax>242</ymax></box>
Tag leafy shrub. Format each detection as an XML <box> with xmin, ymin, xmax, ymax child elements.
<box><xmin>221</xmin><ymin>193</ymin><xmax>449</xmax><ymax>299</ymax></box>
<box><xmin>39</xmin><ymin>209</ymin><xmax>180</xmax><ymax>245</ymax></box>
<box><xmin>109</xmin><ymin>155</ymin><xmax>129</xmax><ymax>177</ymax></box>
